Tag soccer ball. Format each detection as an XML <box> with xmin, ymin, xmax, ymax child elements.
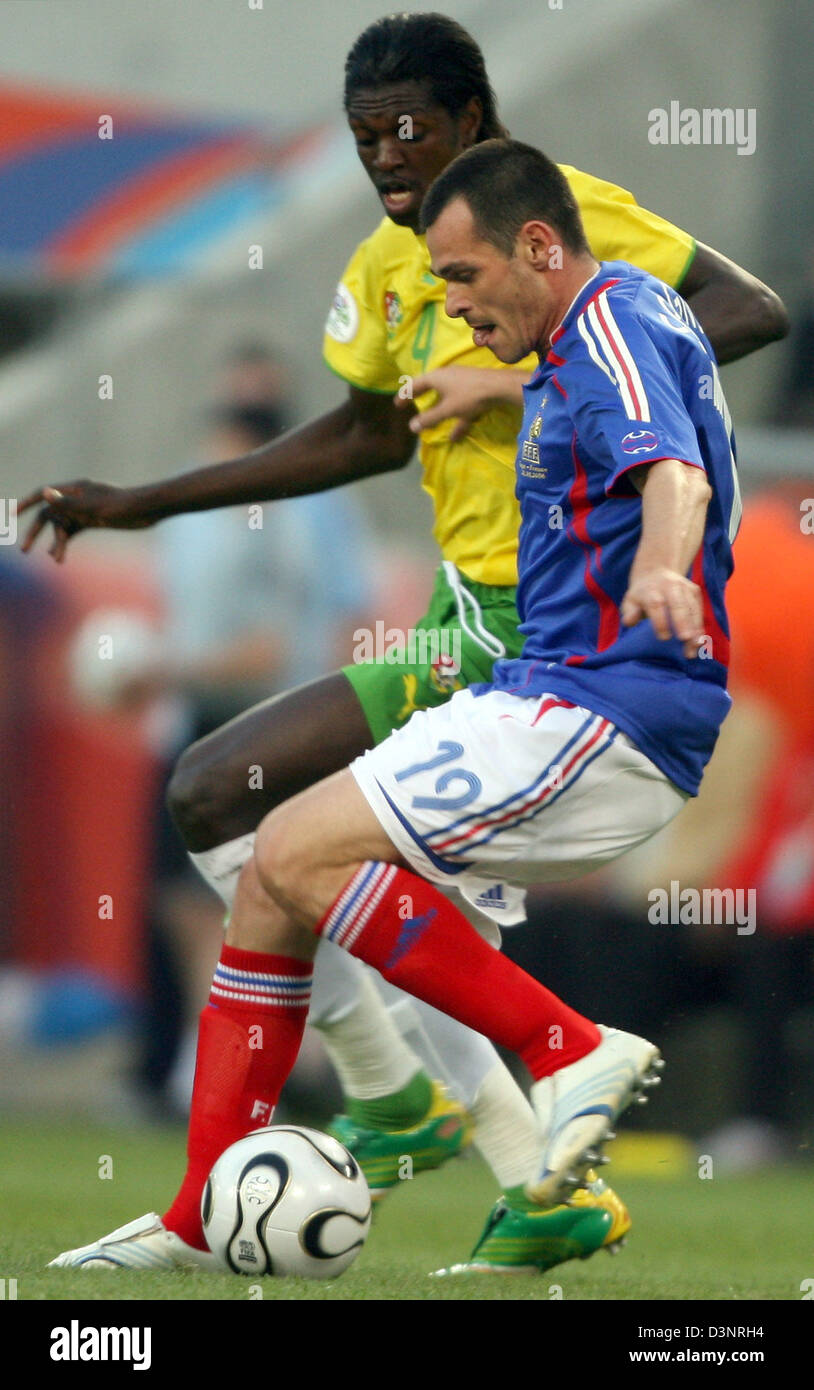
<box><xmin>201</xmin><ymin>1126</ymin><xmax>372</xmax><ymax>1279</ymax></box>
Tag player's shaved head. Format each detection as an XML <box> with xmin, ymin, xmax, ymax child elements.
<box><xmin>421</xmin><ymin>140</ymin><xmax>591</xmax><ymax>259</ymax></box>
<box><xmin>344</xmin><ymin>12</ymin><xmax>506</xmax><ymax>142</ymax></box>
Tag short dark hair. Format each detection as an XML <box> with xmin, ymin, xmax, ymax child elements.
<box><xmin>344</xmin><ymin>13</ymin><xmax>507</xmax><ymax>141</ymax></box>
<box><xmin>420</xmin><ymin>139</ymin><xmax>590</xmax><ymax>257</ymax></box>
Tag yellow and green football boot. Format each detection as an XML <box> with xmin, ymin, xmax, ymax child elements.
<box><xmin>431</xmin><ymin>1171</ymin><xmax>631</xmax><ymax>1275</ymax></box>
<box><xmin>569</xmin><ymin>1171</ymin><xmax>631</xmax><ymax>1250</ymax></box>
<box><xmin>329</xmin><ymin>1080</ymin><xmax>473</xmax><ymax>1200</ymax></box>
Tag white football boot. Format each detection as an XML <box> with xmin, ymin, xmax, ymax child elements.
<box><xmin>48</xmin><ymin>1213</ymin><xmax>216</xmax><ymax>1271</ymax></box>
<box><xmin>526</xmin><ymin>1025</ymin><xmax>664</xmax><ymax>1207</ymax></box>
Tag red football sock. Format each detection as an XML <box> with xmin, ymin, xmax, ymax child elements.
<box><xmin>319</xmin><ymin>862</ymin><xmax>600</xmax><ymax>1081</ymax></box>
<box><xmin>163</xmin><ymin>945</ymin><xmax>312</xmax><ymax>1250</ymax></box>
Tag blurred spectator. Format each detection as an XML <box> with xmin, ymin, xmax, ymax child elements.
<box><xmin>153</xmin><ymin>404</ymin><xmax>372</xmax><ymax>727</ymax></box>
<box><xmin>3</xmin><ymin>344</ymin><xmax>377</xmax><ymax>1121</ymax></box>
<box><xmin>216</xmin><ymin>342</ymin><xmax>295</xmax><ymax>417</ymax></box>
<box><xmin>0</xmin><ymin>550</ymin><xmax>62</xmax><ymax>965</ymax></box>
<box><xmin>126</xmin><ymin>352</ymin><xmax>376</xmax><ymax>1115</ymax></box>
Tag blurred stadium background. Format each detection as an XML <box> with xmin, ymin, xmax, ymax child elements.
<box><xmin>2</xmin><ymin>0</ymin><xmax>814</xmax><ymax>1268</ymax></box>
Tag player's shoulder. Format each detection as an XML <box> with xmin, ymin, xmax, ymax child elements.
<box><xmin>572</xmin><ymin>262</ymin><xmax>691</xmax><ymax>346</ymax></box>
<box><xmin>557</xmin><ymin>162</ymin><xmax>606</xmax><ymax>196</ymax></box>
<box><xmin>558</xmin><ymin>264</ymin><xmax>697</xmax><ymax>393</ymax></box>
<box><xmin>557</xmin><ymin>162</ymin><xmax>636</xmax><ymax>209</ymax></box>
<box><xmin>604</xmin><ymin>262</ymin><xmax>708</xmax><ymax>355</ymax></box>
<box><xmin>352</xmin><ymin>215</ymin><xmax>424</xmax><ymax>275</ymax></box>
<box><xmin>563</xmin><ymin>263</ymin><xmax>645</xmax><ymax>346</ymax></box>
<box><xmin>330</xmin><ymin>216</ymin><xmax>421</xmax><ymax>330</ymax></box>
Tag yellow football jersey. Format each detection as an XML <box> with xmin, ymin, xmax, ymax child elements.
<box><xmin>323</xmin><ymin>164</ymin><xmax>696</xmax><ymax>587</ymax></box>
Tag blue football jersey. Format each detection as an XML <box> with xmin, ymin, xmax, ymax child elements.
<box><xmin>488</xmin><ymin>261</ymin><xmax>741</xmax><ymax>794</ymax></box>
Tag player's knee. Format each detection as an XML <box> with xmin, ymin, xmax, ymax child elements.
<box><xmin>166</xmin><ymin>742</ymin><xmax>236</xmax><ymax>850</ymax></box>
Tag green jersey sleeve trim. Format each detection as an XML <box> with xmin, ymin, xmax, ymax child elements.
<box><xmin>674</xmin><ymin>238</ymin><xmax>698</xmax><ymax>290</ymax></box>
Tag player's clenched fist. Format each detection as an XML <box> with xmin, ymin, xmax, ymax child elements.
<box><xmin>17</xmin><ymin>479</ymin><xmax>148</xmax><ymax>562</ymax></box>
<box><xmin>620</xmin><ymin>567</ymin><xmax>705</xmax><ymax>659</ymax></box>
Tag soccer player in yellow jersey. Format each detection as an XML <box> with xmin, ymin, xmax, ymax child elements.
<box><xmin>26</xmin><ymin>15</ymin><xmax>787</xmax><ymax>1276</ymax></box>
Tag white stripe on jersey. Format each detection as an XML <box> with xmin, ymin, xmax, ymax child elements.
<box><xmin>597</xmin><ymin>291</ymin><xmax>651</xmax><ymax>420</ymax></box>
<box><xmin>582</xmin><ymin>293</ymin><xmax>651</xmax><ymax>421</ymax></box>
<box><xmin>584</xmin><ymin>300</ymin><xmax>637</xmax><ymax>417</ymax></box>
<box><xmin>577</xmin><ymin>314</ymin><xmax>616</xmax><ymax>385</ymax></box>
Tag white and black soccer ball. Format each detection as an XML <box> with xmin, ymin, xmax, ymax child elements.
<box><xmin>201</xmin><ymin>1126</ymin><xmax>371</xmax><ymax>1279</ymax></box>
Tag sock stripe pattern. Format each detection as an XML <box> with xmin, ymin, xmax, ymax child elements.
<box><xmin>210</xmin><ymin>954</ymin><xmax>313</xmax><ymax>1010</ymax></box>
<box><xmin>316</xmin><ymin>862</ymin><xmax>601</xmax><ymax>1081</ymax></box>
<box><xmin>320</xmin><ymin>861</ymin><xmax>398</xmax><ymax>952</ymax></box>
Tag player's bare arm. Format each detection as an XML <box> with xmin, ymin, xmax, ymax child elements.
<box><xmin>18</xmin><ymin>386</ymin><xmax>415</xmax><ymax>561</ymax></box>
<box><xmin>678</xmin><ymin>241</ymin><xmax>788</xmax><ymax>364</ymax></box>
<box><xmin>621</xmin><ymin>457</ymin><xmax>712</xmax><ymax>656</ymax></box>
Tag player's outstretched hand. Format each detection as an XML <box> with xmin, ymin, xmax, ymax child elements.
<box><xmin>396</xmin><ymin>366</ymin><xmax>498</xmax><ymax>442</ymax></box>
<box><xmin>621</xmin><ymin>567</ymin><xmax>705</xmax><ymax>659</ymax></box>
<box><xmin>18</xmin><ymin>480</ymin><xmax>149</xmax><ymax>562</ymax></box>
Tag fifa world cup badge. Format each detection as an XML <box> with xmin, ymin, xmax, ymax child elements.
<box><xmin>326</xmin><ymin>282</ymin><xmax>359</xmax><ymax>343</ymax></box>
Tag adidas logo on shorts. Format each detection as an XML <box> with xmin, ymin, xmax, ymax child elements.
<box><xmin>474</xmin><ymin>884</ymin><xmax>507</xmax><ymax>910</ymax></box>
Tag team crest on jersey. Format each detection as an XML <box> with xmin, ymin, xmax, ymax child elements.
<box><xmin>520</xmin><ymin>448</ymin><xmax>548</xmax><ymax>478</ymax></box>
<box><xmin>384</xmin><ymin>291</ymin><xmax>403</xmax><ymax>336</ymax></box>
<box><xmin>325</xmin><ymin>282</ymin><xmax>359</xmax><ymax>343</ymax></box>
<box><xmin>429</xmin><ymin>653</ymin><xmax>464</xmax><ymax>694</ymax></box>
<box><xmin>520</xmin><ymin>404</ymin><xmax>548</xmax><ymax>477</ymax></box>
<box><xmin>621</xmin><ymin>428</ymin><xmax>659</xmax><ymax>455</ymax></box>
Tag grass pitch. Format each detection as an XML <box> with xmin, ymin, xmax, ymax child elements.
<box><xmin>4</xmin><ymin>1118</ymin><xmax>812</xmax><ymax>1301</ymax></box>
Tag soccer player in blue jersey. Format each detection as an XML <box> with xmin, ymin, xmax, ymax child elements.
<box><xmin>109</xmin><ymin>137</ymin><xmax>737</xmax><ymax>1219</ymax></box>
<box><xmin>47</xmin><ymin>135</ymin><xmax>743</xmax><ymax>1273</ymax></box>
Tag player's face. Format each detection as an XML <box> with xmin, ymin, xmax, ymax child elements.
<box><xmin>347</xmin><ymin>82</ymin><xmax>481</xmax><ymax>231</ymax></box>
<box><xmin>427</xmin><ymin>199</ymin><xmax>552</xmax><ymax>363</ymax></box>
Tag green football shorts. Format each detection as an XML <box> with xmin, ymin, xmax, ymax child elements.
<box><xmin>343</xmin><ymin>561</ymin><xmax>523</xmax><ymax>746</ymax></box>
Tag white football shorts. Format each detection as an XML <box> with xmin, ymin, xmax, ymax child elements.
<box><xmin>350</xmin><ymin>687</ymin><xmax>688</xmax><ymax>926</ymax></box>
